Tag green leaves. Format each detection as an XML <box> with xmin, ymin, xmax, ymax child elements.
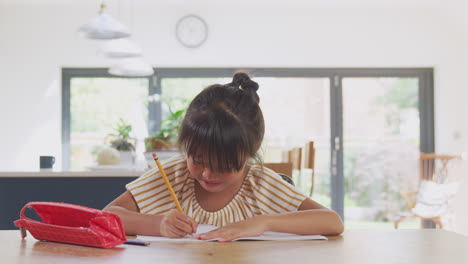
<box><xmin>113</xmin><ymin>118</ymin><xmax>132</xmax><ymax>139</ymax></box>
<box><xmin>108</xmin><ymin>118</ymin><xmax>136</xmax><ymax>151</ymax></box>
<box><xmin>146</xmin><ymin>97</ymin><xmax>187</xmax><ymax>149</ymax></box>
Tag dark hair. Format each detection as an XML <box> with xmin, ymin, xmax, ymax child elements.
<box><xmin>178</xmin><ymin>72</ymin><xmax>264</xmax><ymax>172</ymax></box>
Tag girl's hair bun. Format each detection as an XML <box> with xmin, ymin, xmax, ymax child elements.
<box><xmin>232</xmin><ymin>72</ymin><xmax>259</xmax><ymax>92</ymax></box>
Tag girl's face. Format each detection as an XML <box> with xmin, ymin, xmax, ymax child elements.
<box><xmin>187</xmin><ymin>156</ymin><xmax>246</xmax><ymax>193</ymax></box>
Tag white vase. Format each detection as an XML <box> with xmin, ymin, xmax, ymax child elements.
<box><xmin>119</xmin><ymin>151</ymin><xmax>135</xmax><ymax>167</ymax></box>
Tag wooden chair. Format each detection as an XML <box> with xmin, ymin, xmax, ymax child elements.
<box><xmin>394</xmin><ymin>153</ymin><xmax>461</xmax><ymax>229</ymax></box>
<box><xmin>303</xmin><ymin>141</ymin><xmax>316</xmax><ymax>196</ymax></box>
<box><xmin>263</xmin><ymin>162</ymin><xmax>293</xmax><ymax>176</ymax></box>
<box><xmin>262</xmin><ymin>162</ymin><xmax>294</xmax><ymax>186</ymax></box>
<box><xmin>281</xmin><ymin>141</ymin><xmax>316</xmax><ymax>196</ymax></box>
<box><xmin>287</xmin><ymin>148</ymin><xmax>302</xmax><ymax>170</ymax></box>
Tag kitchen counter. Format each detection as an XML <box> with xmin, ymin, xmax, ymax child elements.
<box><xmin>0</xmin><ymin>170</ymin><xmax>146</xmax><ymax>177</ymax></box>
<box><xmin>0</xmin><ymin>170</ymin><xmax>147</xmax><ymax>230</ymax></box>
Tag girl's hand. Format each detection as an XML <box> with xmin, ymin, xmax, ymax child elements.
<box><xmin>159</xmin><ymin>209</ymin><xmax>198</xmax><ymax>238</ymax></box>
<box><xmin>195</xmin><ymin>216</ymin><xmax>268</xmax><ymax>242</ymax></box>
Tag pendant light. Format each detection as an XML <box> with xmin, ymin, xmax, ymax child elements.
<box><xmin>79</xmin><ymin>2</ymin><xmax>131</xmax><ymax>40</ymax></box>
<box><xmin>108</xmin><ymin>58</ymin><xmax>154</xmax><ymax>77</ymax></box>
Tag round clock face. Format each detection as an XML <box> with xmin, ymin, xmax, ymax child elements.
<box><xmin>176</xmin><ymin>15</ymin><xmax>208</xmax><ymax>48</ymax></box>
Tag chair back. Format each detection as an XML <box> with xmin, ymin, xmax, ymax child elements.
<box><xmin>287</xmin><ymin>148</ymin><xmax>302</xmax><ymax>170</ymax></box>
<box><xmin>401</xmin><ymin>153</ymin><xmax>461</xmax><ymax>210</ymax></box>
<box><xmin>304</xmin><ymin>141</ymin><xmax>315</xmax><ymax>170</ymax></box>
<box><xmin>304</xmin><ymin>141</ymin><xmax>316</xmax><ymax>196</ymax></box>
<box><xmin>263</xmin><ymin>162</ymin><xmax>293</xmax><ymax>176</ymax></box>
<box><xmin>420</xmin><ymin>153</ymin><xmax>460</xmax><ymax>184</ymax></box>
<box><xmin>279</xmin><ymin>141</ymin><xmax>316</xmax><ymax>196</ymax></box>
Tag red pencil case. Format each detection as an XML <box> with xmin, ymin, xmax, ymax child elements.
<box><xmin>14</xmin><ymin>201</ymin><xmax>126</xmax><ymax>248</ymax></box>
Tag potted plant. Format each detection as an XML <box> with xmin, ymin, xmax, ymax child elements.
<box><xmin>143</xmin><ymin>95</ymin><xmax>188</xmax><ymax>166</ymax></box>
<box><xmin>144</xmin><ymin>109</ymin><xmax>185</xmax><ymax>151</ymax></box>
<box><xmin>144</xmin><ymin>95</ymin><xmax>188</xmax><ymax>151</ymax></box>
<box><xmin>108</xmin><ymin>118</ymin><xmax>136</xmax><ymax>166</ymax></box>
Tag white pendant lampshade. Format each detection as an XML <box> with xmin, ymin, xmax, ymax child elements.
<box><xmin>79</xmin><ymin>4</ymin><xmax>131</xmax><ymax>40</ymax></box>
<box><xmin>98</xmin><ymin>39</ymin><xmax>142</xmax><ymax>58</ymax></box>
<box><xmin>108</xmin><ymin>58</ymin><xmax>154</xmax><ymax>77</ymax></box>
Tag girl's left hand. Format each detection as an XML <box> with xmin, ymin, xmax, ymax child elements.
<box><xmin>195</xmin><ymin>215</ymin><xmax>268</xmax><ymax>242</ymax></box>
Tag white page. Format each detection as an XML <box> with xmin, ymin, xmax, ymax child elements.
<box><xmin>196</xmin><ymin>224</ymin><xmax>218</xmax><ymax>234</ymax></box>
<box><xmin>137</xmin><ymin>224</ymin><xmax>327</xmax><ymax>242</ymax></box>
<box><xmin>233</xmin><ymin>231</ymin><xmax>327</xmax><ymax>241</ymax></box>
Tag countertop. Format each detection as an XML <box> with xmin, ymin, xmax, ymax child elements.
<box><xmin>0</xmin><ymin>170</ymin><xmax>146</xmax><ymax>177</ymax></box>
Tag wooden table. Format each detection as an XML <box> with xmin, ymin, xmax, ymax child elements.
<box><xmin>2</xmin><ymin>229</ymin><xmax>468</xmax><ymax>264</ymax></box>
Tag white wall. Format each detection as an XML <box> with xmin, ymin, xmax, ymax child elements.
<box><xmin>1</xmin><ymin>0</ymin><xmax>468</xmax><ymax>233</ymax></box>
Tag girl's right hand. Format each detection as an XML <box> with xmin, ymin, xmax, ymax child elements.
<box><xmin>159</xmin><ymin>209</ymin><xmax>198</xmax><ymax>238</ymax></box>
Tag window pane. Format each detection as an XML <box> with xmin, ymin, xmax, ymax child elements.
<box><xmin>70</xmin><ymin>78</ymin><xmax>149</xmax><ymax>170</ymax></box>
<box><xmin>342</xmin><ymin>77</ymin><xmax>420</xmax><ymax>229</ymax></box>
<box><xmin>160</xmin><ymin>78</ymin><xmax>230</xmax><ymax>120</ymax></box>
<box><xmin>256</xmin><ymin>77</ymin><xmax>331</xmax><ymax>206</ymax></box>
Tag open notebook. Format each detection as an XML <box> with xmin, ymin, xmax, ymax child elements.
<box><xmin>138</xmin><ymin>224</ymin><xmax>327</xmax><ymax>242</ymax></box>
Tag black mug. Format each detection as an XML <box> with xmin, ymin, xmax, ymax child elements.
<box><xmin>40</xmin><ymin>156</ymin><xmax>55</xmax><ymax>169</ymax></box>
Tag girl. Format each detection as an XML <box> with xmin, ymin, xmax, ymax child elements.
<box><xmin>104</xmin><ymin>73</ymin><xmax>344</xmax><ymax>241</ymax></box>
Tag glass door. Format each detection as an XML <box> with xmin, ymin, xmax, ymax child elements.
<box><xmin>255</xmin><ymin>77</ymin><xmax>331</xmax><ymax>206</ymax></box>
<box><xmin>330</xmin><ymin>69</ymin><xmax>434</xmax><ymax>229</ymax></box>
<box><xmin>341</xmin><ymin>77</ymin><xmax>420</xmax><ymax>228</ymax></box>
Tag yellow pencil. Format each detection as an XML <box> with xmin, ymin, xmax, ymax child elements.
<box><xmin>151</xmin><ymin>153</ymin><xmax>184</xmax><ymax>213</ymax></box>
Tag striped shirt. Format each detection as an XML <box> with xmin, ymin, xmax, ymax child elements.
<box><xmin>126</xmin><ymin>155</ymin><xmax>308</xmax><ymax>227</ymax></box>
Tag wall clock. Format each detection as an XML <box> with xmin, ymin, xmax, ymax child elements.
<box><xmin>176</xmin><ymin>15</ymin><xmax>208</xmax><ymax>48</ymax></box>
